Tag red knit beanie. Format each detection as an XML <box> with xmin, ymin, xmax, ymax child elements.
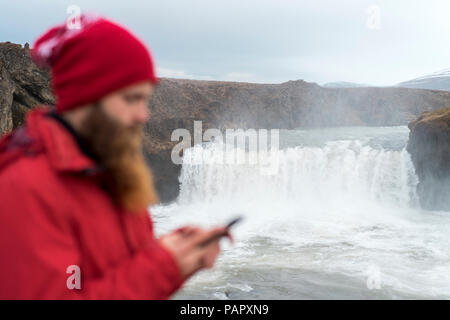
<box><xmin>31</xmin><ymin>13</ymin><xmax>158</xmax><ymax>113</ymax></box>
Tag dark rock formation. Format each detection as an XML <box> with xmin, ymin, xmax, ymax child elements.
<box><xmin>149</xmin><ymin>78</ymin><xmax>450</xmax><ymax>131</ymax></box>
<box><xmin>3</xmin><ymin>41</ymin><xmax>450</xmax><ymax>203</ymax></box>
<box><xmin>407</xmin><ymin>107</ymin><xmax>450</xmax><ymax>211</ymax></box>
<box><xmin>0</xmin><ymin>42</ymin><xmax>53</xmax><ymax>133</ymax></box>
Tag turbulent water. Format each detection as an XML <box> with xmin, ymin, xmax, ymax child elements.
<box><xmin>151</xmin><ymin>126</ymin><xmax>450</xmax><ymax>299</ymax></box>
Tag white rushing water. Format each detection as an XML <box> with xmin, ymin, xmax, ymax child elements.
<box><xmin>151</xmin><ymin>126</ymin><xmax>450</xmax><ymax>299</ymax></box>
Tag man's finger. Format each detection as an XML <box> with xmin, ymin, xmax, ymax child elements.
<box><xmin>225</xmin><ymin>230</ymin><xmax>234</xmax><ymax>244</ymax></box>
<box><xmin>174</xmin><ymin>226</ymin><xmax>202</xmax><ymax>237</ymax></box>
<box><xmin>188</xmin><ymin>227</ymin><xmax>227</xmax><ymax>249</ymax></box>
<box><xmin>191</xmin><ymin>241</ymin><xmax>220</xmax><ymax>270</ymax></box>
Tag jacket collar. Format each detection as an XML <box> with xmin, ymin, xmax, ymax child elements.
<box><xmin>25</xmin><ymin>106</ymin><xmax>102</xmax><ymax>174</ymax></box>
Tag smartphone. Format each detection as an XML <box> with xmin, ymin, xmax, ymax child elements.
<box><xmin>225</xmin><ymin>216</ymin><xmax>243</xmax><ymax>229</ymax></box>
<box><xmin>197</xmin><ymin>216</ymin><xmax>243</xmax><ymax>248</ymax></box>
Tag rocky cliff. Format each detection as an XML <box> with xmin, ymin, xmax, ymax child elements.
<box><xmin>2</xmin><ymin>42</ymin><xmax>450</xmax><ymax>203</ymax></box>
<box><xmin>149</xmin><ymin>78</ymin><xmax>450</xmax><ymax>130</ymax></box>
<box><xmin>0</xmin><ymin>42</ymin><xmax>53</xmax><ymax>133</ymax></box>
<box><xmin>407</xmin><ymin>107</ymin><xmax>450</xmax><ymax>211</ymax></box>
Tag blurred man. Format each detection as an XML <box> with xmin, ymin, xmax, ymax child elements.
<box><xmin>0</xmin><ymin>13</ymin><xmax>228</xmax><ymax>299</ymax></box>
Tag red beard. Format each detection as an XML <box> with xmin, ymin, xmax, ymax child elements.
<box><xmin>79</xmin><ymin>104</ymin><xmax>159</xmax><ymax>214</ymax></box>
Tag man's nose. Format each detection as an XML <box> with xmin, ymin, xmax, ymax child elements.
<box><xmin>134</xmin><ymin>103</ymin><xmax>150</xmax><ymax>124</ymax></box>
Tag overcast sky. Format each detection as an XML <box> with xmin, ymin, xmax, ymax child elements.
<box><xmin>1</xmin><ymin>0</ymin><xmax>449</xmax><ymax>86</ymax></box>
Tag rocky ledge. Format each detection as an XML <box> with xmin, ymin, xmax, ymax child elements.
<box><xmin>407</xmin><ymin>107</ymin><xmax>450</xmax><ymax>211</ymax></box>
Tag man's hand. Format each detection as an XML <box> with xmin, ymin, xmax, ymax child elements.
<box><xmin>158</xmin><ymin>226</ymin><xmax>232</xmax><ymax>280</ymax></box>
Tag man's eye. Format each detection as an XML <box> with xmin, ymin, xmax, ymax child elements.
<box><xmin>123</xmin><ymin>95</ymin><xmax>138</xmax><ymax>103</ymax></box>
<box><xmin>123</xmin><ymin>94</ymin><xmax>151</xmax><ymax>105</ymax></box>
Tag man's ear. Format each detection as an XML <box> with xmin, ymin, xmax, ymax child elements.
<box><xmin>61</xmin><ymin>102</ymin><xmax>99</xmax><ymax>134</ymax></box>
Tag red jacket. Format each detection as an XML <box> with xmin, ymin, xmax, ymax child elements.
<box><xmin>0</xmin><ymin>107</ymin><xmax>184</xmax><ymax>299</ymax></box>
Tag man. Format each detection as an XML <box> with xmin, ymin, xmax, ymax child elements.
<box><xmin>0</xmin><ymin>13</ymin><xmax>229</xmax><ymax>299</ymax></box>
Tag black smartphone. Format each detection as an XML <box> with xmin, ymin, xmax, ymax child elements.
<box><xmin>225</xmin><ymin>216</ymin><xmax>243</xmax><ymax>229</ymax></box>
<box><xmin>197</xmin><ymin>216</ymin><xmax>243</xmax><ymax>248</ymax></box>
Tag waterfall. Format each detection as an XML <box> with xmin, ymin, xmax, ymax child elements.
<box><xmin>178</xmin><ymin>139</ymin><xmax>419</xmax><ymax>210</ymax></box>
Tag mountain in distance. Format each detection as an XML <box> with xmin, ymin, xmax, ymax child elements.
<box><xmin>325</xmin><ymin>68</ymin><xmax>450</xmax><ymax>91</ymax></box>
<box><xmin>397</xmin><ymin>68</ymin><xmax>450</xmax><ymax>91</ymax></box>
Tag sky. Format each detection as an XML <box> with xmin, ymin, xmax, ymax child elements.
<box><xmin>1</xmin><ymin>0</ymin><xmax>449</xmax><ymax>86</ymax></box>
